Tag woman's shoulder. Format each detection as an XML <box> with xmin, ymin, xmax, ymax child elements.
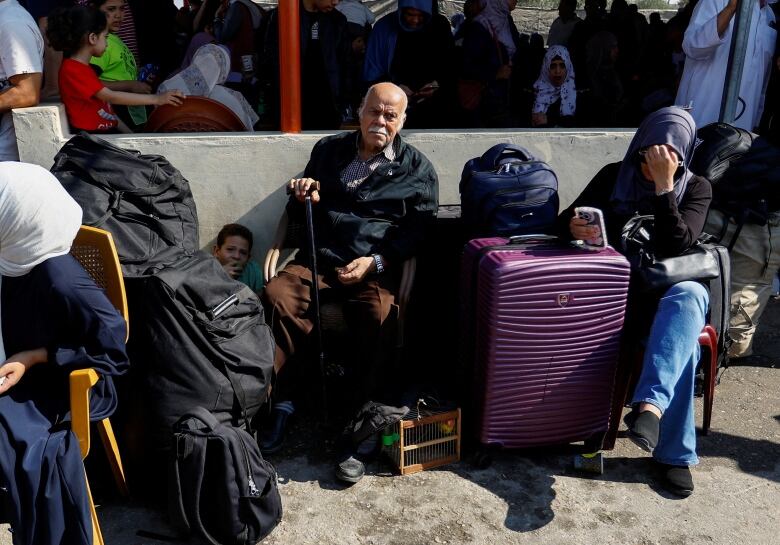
<box><xmin>686</xmin><ymin>174</ymin><xmax>713</xmax><ymax>198</ymax></box>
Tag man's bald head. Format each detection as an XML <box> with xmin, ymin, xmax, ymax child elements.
<box><xmin>360</xmin><ymin>82</ymin><xmax>408</xmax><ymax>118</ymax></box>
<box><xmin>358</xmin><ymin>83</ymin><xmax>408</xmax><ymax>156</ymax></box>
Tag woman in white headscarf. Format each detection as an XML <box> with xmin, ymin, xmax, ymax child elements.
<box><xmin>532</xmin><ymin>45</ymin><xmax>576</xmax><ymax>127</ymax></box>
<box><xmin>0</xmin><ymin>162</ymin><xmax>128</xmax><ymax>545</ymax></box>
<box><xmin>158</xmin><ymin>43</ymin><xmax>259</xmax><ymax>131</ymax></box>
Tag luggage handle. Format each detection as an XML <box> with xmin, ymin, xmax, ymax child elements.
<box><xmin>507</xmin><ymin>234</ymin><xmax>559</xmax><ymax>244</ymax></box>
<box><xmin>481</xmin><ymin>144</ymin><xmax>534</xmax><ymax>168</ymax></box>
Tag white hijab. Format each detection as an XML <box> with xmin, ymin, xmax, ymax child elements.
<box><xmin>474</xmin><ymin>0</ymin><xmax>517</xmax><ymax>60</ymax></box>
<box><xmin>0</xmin><ymin>162</ymin><xmax>83</xmax><ymax>361</ymax></box>
<box><xmin>533</xmin><ymin>45</ymin><xmax>577</xmax><ymax>117</ymax></box>
<box><xmin>159</xmin><ymin>44</ymin><xmax>259</xmax><ymax>131</ymax></box>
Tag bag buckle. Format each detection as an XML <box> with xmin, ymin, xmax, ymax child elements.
<box><xmin>108</xmin><ymin>190</ymin><xmax>125</xmax><ymax>212</ymax></box>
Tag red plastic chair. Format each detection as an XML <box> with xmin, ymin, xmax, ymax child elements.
<box><xmin>145</xmin><ymin>95</ymin><xmax>247</xmax><ymax>133</ymax></box>
<box><xmin>603</xmin><ymin>324</ymin><xmax>719</xmax><ymax>450</ymax></box>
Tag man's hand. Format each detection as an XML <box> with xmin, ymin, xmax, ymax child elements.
<box><xmin>289</xmin><ymin>178</ymin><xmax>321</xmax><ymax>203</ymax></box>
<box><xmin>531</xmin><ymin>112</ymin><xmax>548</xmax><ymax>127</ymax></box>
<box><xmin>570</xmin><ymin>215</ymin><xmax>601</xmax><ymax>241</ymax></box>
<box><xmin>0</xmin><ymin>348</ymin><xmax>47</xmax><ymax>395</ymax></box>
<box><xmin>717</xmin><ymin>0</ymin><xmax>739</xmax><ymax>38</ymax></box>
<box><xmin>643</xmin><ymin>145</ymin><xmax>677</xmax><ymax>194</ymax></box>
<box><xmin>416</xmin><ymin>81</ymin><xmax>439</xmax><ymax>98</ymax></box>
<box><xmin>336</xmin><ymin>256</ymin><xmax>375</xmax><ymax>285</ymax></box>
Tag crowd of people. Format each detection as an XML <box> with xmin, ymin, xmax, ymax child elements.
<box><xmin>1</xmin><ymin>0</ymin><xmax>778</xmax><ymax>139</ymax></box>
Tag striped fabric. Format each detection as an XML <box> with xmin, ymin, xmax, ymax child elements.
<box><xmin>116</xmin><ymin>3</ymin><xmax>140</xmax><ymax>65</ymax></box>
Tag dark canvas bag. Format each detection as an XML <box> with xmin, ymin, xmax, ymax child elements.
<box><xmin>170</xmin><ymin>407</ymin><xmax>282</xmax><ymax>545</ymax></box>
<box><xmin>51</xmin><ymin>133</ymin><xmax>199</xmax><ymax>277</ymax></box>
<box><xmin>127</xmin><ymin>253</ymin><xmax>275</xmax><ymax>452</ymax></box>
<box><xmin>460</xmin><ymin>143</ymin><xmax>559</xmax><ymax>237</ymax></box>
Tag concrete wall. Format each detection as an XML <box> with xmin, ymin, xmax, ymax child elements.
<box><xmin>13</xmin><ymin>104</ymin><xmax>634</xmax><ymax>263</ymax></box>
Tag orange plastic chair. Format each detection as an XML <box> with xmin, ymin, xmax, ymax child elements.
<box><xmin>69</xmin><ymin>225</ymin><xmax>130</xmax><ymax>545</ymax></box>
<box><xmin>603</xmin><ymin>324</ymin><xmax>720</xmax><ymax>450</ymax></box>
<box><xmin>145</xmin><ymin>95</ymin><xmax>247</xmax><ymax>133</ymax></box>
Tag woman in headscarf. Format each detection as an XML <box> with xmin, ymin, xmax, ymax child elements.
<box><xmin>0</xmin><ymin>162</ymin><xmax>128</xmax><ymax>544</ymax></box>
<box><xmin>556</xmin><ymin>107</ymin><xmax>713</xmax><ymax>497</ymax></box>
<box><xmin>458</xmin><ymin>0</ymin><xmax>519</xmax><ymax>127</ymax></box>
<box><xmin>532</xmin><ymin>45</ymin><xmax>576</xmax><ymax>127</ymax></box>
<box><xmin>158</xmin><ymin>43</ymin><xmax>259</xmax><ymax>131</ymax></box>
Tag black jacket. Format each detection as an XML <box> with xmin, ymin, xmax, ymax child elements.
<box><xmin>288</xmin><ymin>131</ymin><xmax>439</xmax><ymax>268</ymax></box>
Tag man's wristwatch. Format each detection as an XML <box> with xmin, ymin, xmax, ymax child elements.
<box><xmin>372</xmin><ymin>254</ymin><xmax>385</xmax><ymax>274</ymax></box>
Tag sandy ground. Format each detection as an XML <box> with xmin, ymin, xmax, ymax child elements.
<box><xmin>71</xmin><ymin>299</ymin><xmax>780</xmax><ymax>544</ymax></box>
<box><xmin>1</xmin><ymin>300</ymin><xmax>777</xmax><ymax>545</ymax></box>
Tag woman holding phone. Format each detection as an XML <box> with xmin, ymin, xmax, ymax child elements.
<box><xmin>556</xmin><ymin>107</ymin><xmax>712</xmax><ymax>496</ymax></box>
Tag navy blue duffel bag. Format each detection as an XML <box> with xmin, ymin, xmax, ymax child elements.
<box><xmin>460</xmin><ymin>143</ymin><xmax>559</xmax><ymax>237</ymax></box>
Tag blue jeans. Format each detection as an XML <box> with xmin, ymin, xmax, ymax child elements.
<box><xmin>631</xmin><ymin>281</ymin><xmax>709</xmax><ymax>466</ymax></box>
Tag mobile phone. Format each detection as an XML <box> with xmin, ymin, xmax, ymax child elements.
<box><xmin>575</xmin><ymin>206</ymin><xmax>607</xmax><ymax>248</ymax></box>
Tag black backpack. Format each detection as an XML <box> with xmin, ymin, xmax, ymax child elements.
<box><xmin>689</xmin><ymin>122</ymin><xmax>753</xmax><ymax>185</ymax></box>
<box><xmin>170</xmin><ymin>407</ymin><xmax>282</xmax><ymax>545</ymax></box>
<box><xmin>127</xmin><ymin>252</ymin><xmax>275</xmax><ymax>453</ymax></box>
<box><xmin>51</xmin><ymin>133</ymin><xmax>199</xmax><ymax>277</ymax></box>
<box><xmin>460</xmin><ymin>143</ymin><xmax>559</xmax><ymax>237</ymax></box>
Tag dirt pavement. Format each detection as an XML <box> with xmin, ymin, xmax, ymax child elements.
<box><xmin>2</xmin><ymin>303</ymin><xmax>778</xmax><ymax>545</ymax></box>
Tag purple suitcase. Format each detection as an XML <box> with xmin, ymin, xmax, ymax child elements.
<box><xmin>461</xmin><ymin>236</ymin><xmax>631</xmax><ymax>449</ymax></box>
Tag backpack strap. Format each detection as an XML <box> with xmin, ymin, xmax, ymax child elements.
<box><xmin>171</xmin><ymin>408</ymin><xmax>223</xmax><ymax>545</ymax></box>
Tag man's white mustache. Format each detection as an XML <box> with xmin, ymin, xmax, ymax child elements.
<box><xmin>368</xmin><ymin>127</ymin><xmax>388</xmax><ymax>136</ymax></box>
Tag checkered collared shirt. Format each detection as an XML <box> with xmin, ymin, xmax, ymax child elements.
<box><xmin>340</xmin><ymin>136</ymin><xmax>397</xmax><ymax>192</ymax></box>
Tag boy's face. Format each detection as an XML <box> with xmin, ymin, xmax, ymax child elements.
<box><xmin>213</xmin><ymin>235</ymin><xmax>250</xmax><ymax>278</ymax></box>
<box><xmin>100</xmin><ymin>0</ymin><xmax>126</xmax><ymax>33</ymax></box>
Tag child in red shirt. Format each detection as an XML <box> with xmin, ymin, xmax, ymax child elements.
<box><xmin>47</xmin><ymin>6</ymin><xmax>184</xmax><ymax>132</ymax></box>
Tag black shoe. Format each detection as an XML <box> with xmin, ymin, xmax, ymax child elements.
<box><xmin>335</xmin><ymin>455</ymin><xmax>365</xmax><ymax>484</ymax></box>
<box><xmin>626</xmin><ymin>410</ymin><xmax>660</xmax><ymax>453</ymax></box>
<box><xmin>259</xmin><ymin>404</ymin><xmax>294</xmax><ymax>455</ymax></box>
<box><xmin>655</xmin><ymin>462</ymin><xmax>694</xmax><ymax>497</ymax></box>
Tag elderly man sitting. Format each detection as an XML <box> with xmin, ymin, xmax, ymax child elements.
<box><xmin>261</xmin><ymin>82</ymin><xmax>438</xmax><ymax>483</ymax></box>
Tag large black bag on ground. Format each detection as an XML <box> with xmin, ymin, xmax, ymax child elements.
<box><xmin>51</xmin><ymin>133</ymin><xmax>199</xmax><ymax>277</ymax></box>
<box><xmin>128</xmin><ymin>252</ymin><xmax>275</xmax><ymax>452</ymax></box>
<box><xmin>170</xmin><ymin>407</ymin><xmax>282</xmax><ymax>545</ymax></box>
<box><xmin>460</xmin><ymin>143</ymin><xmax>559</xmax><ymax>237</ymax></box>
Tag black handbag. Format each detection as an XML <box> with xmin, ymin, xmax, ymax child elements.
<box><xmin>620</xmin><ymin>215</ymin><xmax>721</xmax><ymax>292</ymax></box>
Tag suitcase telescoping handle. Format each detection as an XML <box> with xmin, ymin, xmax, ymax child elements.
<box><xmin>481</xmin><ymin>144</ymin><xmax>534</xmax><ymax>168</ymax></box>
<box><xmin>507</xmin><ymin>234</ymin><xmax>560</xmax><ymax>246</ymax></box>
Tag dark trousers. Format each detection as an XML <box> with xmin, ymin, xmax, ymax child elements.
<box><xmin>262</xmin><ymin>262</ymin><xmax>400</xmax><ymax>411</ymax></box>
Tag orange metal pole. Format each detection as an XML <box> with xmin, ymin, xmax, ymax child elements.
<box><xmin>278</xmin><ymin>0</ymin><xmax>302</xmax><ymax>133</ymax></box>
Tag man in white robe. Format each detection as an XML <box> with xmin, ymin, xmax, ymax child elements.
<box><xmin>676</xmin><ymin>0</ymin><xmax>776</xmax><ymax>131</ymax></box>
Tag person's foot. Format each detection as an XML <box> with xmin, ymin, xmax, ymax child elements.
<box><xmin>655</xmin><ymin>462</ymin><xmax>694</xmax><ymax>497</ymax></box>
<box><xmin>626</xmin><ymin>410</ymin><xmax>660</xmax><ymax>453</ymax></box>
<box><xmin>259</xmin><ymin>401</ymin><xmax>294</xmax><ymax>455</ymax></box>
<box><xmin>335</xmin><ymin>454</ymin><xmax>365</xmax><ymax>484</ymax></box>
